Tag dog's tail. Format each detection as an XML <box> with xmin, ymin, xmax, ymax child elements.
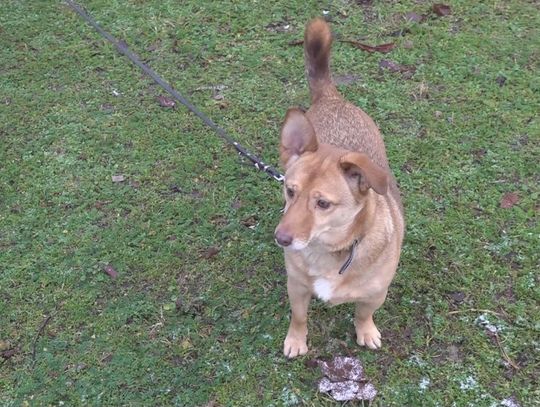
<box><xmin>304</xmin><ymin>18</ymin><xmax>337</xmax><ymax>102</ymax></box>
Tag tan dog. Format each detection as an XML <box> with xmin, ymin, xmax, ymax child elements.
<box><xmin>275</xmin><ymin>18</ymin><xmax>405</xmax><ymax>358</ymax></box>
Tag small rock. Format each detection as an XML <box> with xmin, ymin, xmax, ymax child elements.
<box><xmin>0</xmin><ymin>340</ymin><xmax>10</xmax><ymax>351</ymax></box>
<box><xmin>403</xmin><ymin>40</ymin><xmax>414</xmax><ymax>49</ymax></box>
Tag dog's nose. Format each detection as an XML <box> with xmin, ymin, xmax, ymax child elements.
<box><xmin>275</xmin><ymin>230</ymin><xmax>293</xmax><ymax>247</ymax></box>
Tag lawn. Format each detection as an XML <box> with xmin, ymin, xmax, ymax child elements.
<box><xmin>1</xmin><ymin>0</ymin><xmax>538</xmax><ymax>405</ymax></box>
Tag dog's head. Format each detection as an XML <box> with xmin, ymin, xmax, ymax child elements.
<box><xmin>274</xmin><ymin>108</ymin><xmax>388</xmax><ymax>250</ymax></box>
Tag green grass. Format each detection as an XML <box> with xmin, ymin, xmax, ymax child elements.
<box><xmin>1</xmin><ymin>0</ymin><xmax>538</xmax><ymax>405</ymax></box>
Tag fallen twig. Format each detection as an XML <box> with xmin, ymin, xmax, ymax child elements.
<box><xmin>31</xmin><ymin>314</ymin><xmax>54</xmax><ymax>367</ymax></box>
<box><xmin>494</xmin><ymin>332</ymin><xmax>520</xmax><ymax>370</ymax></box>
<box><xmin>447</xmin><ymin>308</ymin><xmax>503</xmax><ymax>316</ymax></box>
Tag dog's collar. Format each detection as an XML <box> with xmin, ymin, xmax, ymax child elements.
<box><xmin>338</xmin><ymin>239</ymin><xmax>360</xmax><ymax>275</ymax></box>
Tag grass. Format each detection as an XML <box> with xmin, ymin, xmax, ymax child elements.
<box><xmin>1</xmin><ymin>0</ymin><xmax>538</xmax><ymax>405</ymax></box>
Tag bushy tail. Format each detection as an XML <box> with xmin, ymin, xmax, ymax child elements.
<box><xmin>304</xmin><ymin>18</ymin><xmax>336</xmax><ymax>102</ymax></box>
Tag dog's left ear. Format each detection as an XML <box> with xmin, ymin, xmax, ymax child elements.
<box><xmin>340</xmin><ymin>152</ymin><xmax>388</xmax><ymax>195</ymax></box>
<box><xmin>280</xmin><ymin>108</ymin><xmax>318</xmax><ymax>168</ymax></box>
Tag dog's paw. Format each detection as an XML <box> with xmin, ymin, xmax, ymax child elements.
<box><xmin>356</xmin><ymin>322</ymin><xmax>382</xmax><ymax>349</ymax></box>
<box><xmin>283</xmin><ymin>336</ymin><xmax>308</xmax><ymax>358</ymax></box>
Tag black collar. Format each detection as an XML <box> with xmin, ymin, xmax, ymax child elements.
<box><xmin>338</xmin><ymin>239</ymin><xmax>360</xmax><ymax>275</ymax></box>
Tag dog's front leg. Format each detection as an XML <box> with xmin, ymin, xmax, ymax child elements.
<box><xmin>283</xmin><ymin>276</ymin><xmax>311</xmax><ymax>358</ymax></box>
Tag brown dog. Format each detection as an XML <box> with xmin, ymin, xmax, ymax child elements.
<box><xmin>275</xmin><ymin>18</ymin><xmax>405</xmax><ymax>358</ymax></box>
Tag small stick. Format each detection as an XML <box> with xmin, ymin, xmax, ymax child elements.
<box><xmin>447</xmin><ymin>308</ymin><xmax>503</xmax><ymax>316</ymax></box>
<box><xmin>494</xmin><ymin>333</ymin><xmax>520</xmax><ymax>370</ymax></box>
<box><xmin>31</xmin><ymin>314</ymin><xmax>53</xmax><ymax>367</ymax></box>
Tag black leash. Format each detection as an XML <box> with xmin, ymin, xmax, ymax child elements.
<box><xmin>66</xmin><ymin>0</ymin><xmax>284</xmax><ymax>183</ymax></box>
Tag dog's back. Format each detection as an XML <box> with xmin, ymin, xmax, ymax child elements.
<box><xmin>303</xmin><ymin>19</ymin><xmax>403</xmax><ymax>215</ymax></box>
<box><xmin>303</xmin><ymin>19</ymin><xmax>391</xmax><ymax>172</ymax></box>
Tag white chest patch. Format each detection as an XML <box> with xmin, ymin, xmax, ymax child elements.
<box><xmin>313</xmin><ymin>278</ymin><xmax>333</xmax><ymax>302</ymax></box>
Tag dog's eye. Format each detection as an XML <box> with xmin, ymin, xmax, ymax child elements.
<box><xmin>317</xmin><ymin>199</ymin><xmax>331</xmax><ymax>209</ymax></box>
<box><xmin>286</xmin><ymin>187</ymin><xmax>295</xmax><ymax>198</ymax></box>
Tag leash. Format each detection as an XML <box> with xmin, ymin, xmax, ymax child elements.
<box><xmin>65</xmin><ymin>0</ymin><xmax>284</xmax><ymax>183</ymax></box>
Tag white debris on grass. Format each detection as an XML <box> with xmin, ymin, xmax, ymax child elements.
<box><xmin>459</xmin><ymin>375</ymin><xmax>478</xmax><ymax>391</ymax></box>
<box><xmin>475</xmin><ymin>314</ymin><xmax>503</xmax><ymax>334</ymax></box>
<box><xmin>501</xmin><ymin>396</ymin><xmax>521</xmax><ymax>407</ymax></box>
<box><xmin>408</xmin><ymin>352</ymin><xmax>427</xmax><ymax>367</ymax></box>
<box><xmin>280</xmin><ymin>387</ymin><xmax>300</xmax><ymax>406</ymax></box>
<box><xmin>419</xmin><ymin>377</ymin><xmax>430</xmax><ymax>391</ymax></box>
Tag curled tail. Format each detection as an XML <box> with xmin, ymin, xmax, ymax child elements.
<box><xmin>304</xmin><ymin>18</ymin><xmax>337</xmax><ymax>102</ymax></box>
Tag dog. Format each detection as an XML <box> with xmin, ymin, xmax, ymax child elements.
<box><xmin>274</xmin><ymin>18</ymin><xmax>405</xmax><ymax>358</ymax></box>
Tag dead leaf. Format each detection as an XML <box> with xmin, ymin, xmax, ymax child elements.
<box><xmin>1</xmin><ymin>348</ymin><xmax>19</xmax><ymax>360</ymax></box>
<box><xmin>100</xmin><ymin>353</ymin><xmax>114</xmax><ymax>364</ymax></box>
<box><xmin>100</xmin><ymin>103</ymin><xmax>114</xmax><ymax>113</ymax></box>
<box><xmin>379</xmin><ymin>59</ymin><xmax>417</xmax><ymax>77</ymax></box>
<box><xmin>241</xmin><ymin>216</ymin><xmax>258</xmax><ymax>228</ymax></box>
<box><xmin>157</xmin><ymin>95</ymin><xmax>176</xmax><ymax>108</ymax></box>
<box><xmin>500</xmin><ymin>192</ymin><xmax>519</xmax><ymax>209</ymax></box>
<box><xmin>433</xmin><ymin>4</ymin><xmax>451</xmax><ymax>17</ymax></box>
<box><xmin>265</xmin><ymin>21</ymin><xmax>291</xmax><ymax>33</ymax></box>
<box><xmin>341</xmin><ymin>40</ymin><xmax>395</xmax><ymax>53</ymax></box>
<box><xmin>288</xmin><ymin>39</ymin><xmax>304</xmax><ymax>46</ymax></box>
<box><xmin>201</xmin><ymin>246</ymin><xmax>220</xmax><ymax>259</ymax></box>
<box><xmin>103</xmin><ymin>264</ymin><xmax>118</xmax><ymax>279</ymax></box>
<box><xmin>94</xmin><ymin>200</ymin><xmax>111</xmax><ymax>209</ymax></box>
<box><xmin>111</xmin><ymin>175</ymin><xmax>125</xmax><ymax>183</ymax></box>
<box><xmin>389</xmin><ymin>28</ymin><xmax>411</xmax><ymax>37</ymax></box>
<box><xmin>405</xmin><ymin>12</ymin><xmax>425</xmax><ymax>22</ymax></box>
<box><xmin>334</xmin><ymin>74</ymin><xmax>362</xmax><ymax>86</ymax></box>
<box><xmin>231</xmin><ymin>199</ymin><xmax>242</xmax><ymax>210</ymax></box>
<box><xmin>403</xmin><ymin>40</ymin><xmax>414</xmax><ymax>49</ymax></box>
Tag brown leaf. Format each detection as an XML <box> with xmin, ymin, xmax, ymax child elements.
<box><xmin>379</xmin><ymin>59</ymin><xmax>417</xmax><ymax>76</ymax></box>
<box><xmin>1</xmin><ymin>348</ymin><xmax>19</xmax><ymax>360</ymax></box>
<box><xmin>288</xmin><ymin>39</ymin><xmax>304</xmax><ymax>46</ymax></box>
<box><xmin>265</xmin><ymin>21</ymin><xmax>291</xmax><ymax>33</ymax></box>
<box><xmin>433</xmin><ymin>4</ymin><xmax>451</xmax><ymax>17</ymax></box>
<box><xmin>240</xmin><ymin>216</ymin><xmax>258</xmax><ymax>228</ymax></box>
<box><xmin>100</xmin><ymin>353</ymin><xmax>114</xmax><ymax>364</ymax></box>
<box><xmin>94</xmin><ymin>200</ymin><xmax>111</xmax><ymax>209</ymax></box>
<box><xmin>157</xmin><ymin>95</ymin><xmax>176</xmax><ymax>108</ymax></box>
<box><xmin>334</xmin><ymin>74</ymin><xmax>362</xmax><ymax>86</ymax></box>
<box><xmin>405</xmin><ymin>12</ymin><xmax>425</xmax><ymax>22</ymax></box>
<box><xmin>341</xmin><ymin>40</ymin><xmax>395</xmax><ymax>54</ymax></box>
<box><xmin>201</xmin><ymin>246</ymin><xmax>220</xmax><ymax>259</ymax></box>
<box><xmin>500</xmin><ymin>192</ymin><xmax>519</xmax><ymax>209</ymax></box>
<box><xmin>103</xmin><ymin>264</ymin><xmax>118</xmax><ymax>279</ymax></box>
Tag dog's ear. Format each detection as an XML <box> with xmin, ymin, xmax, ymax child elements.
<box><xmin>280</xmin><ymin>108</ymin><xmax>318</xmax><ymax>167</ymax></box>
<box><xmin>340</xmin><ymin>152</ymin><xmax>388</xmax><ymax>195</ymax></box>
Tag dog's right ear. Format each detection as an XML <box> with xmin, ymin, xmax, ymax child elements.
<box><xmin>280</xmin><ymin>108</ymin><xmax>318</xmax><ymax>168</ymax></box>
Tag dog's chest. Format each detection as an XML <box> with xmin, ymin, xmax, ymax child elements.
<box><xmin>305</xmin><ymin>255</ymin><xmax>342</xmax><ymax>302</ymax></box>
<box><xmin>312</xmin><ymin>277</ymin><xmax>334</xmax><ymax>301</ymax></box>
